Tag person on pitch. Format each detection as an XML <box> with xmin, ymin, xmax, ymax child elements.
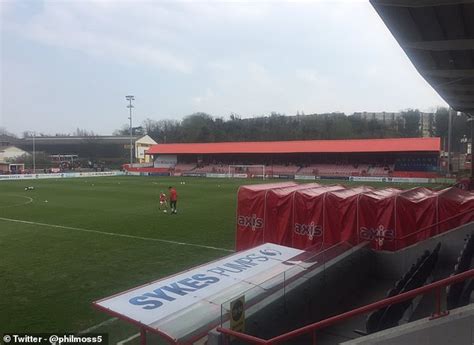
<box><xmin>159</xmin><ymin>191</ymin><xmax>168</xmax><ymax>213</ymax></box>
<box><xmin>168</xmin><ymin>186</ymin><xmax>178</xmax><ymax>214</ymax></box>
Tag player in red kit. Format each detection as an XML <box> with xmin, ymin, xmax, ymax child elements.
<box><xmin>168</xmin><ymin>186</ymin><xmax>178</xmax><ymax>214</ymax></box>
<box><xmin>159</xmin><ymin>191</ymin><xmax>168</xmax><ymax>213</ymax></box>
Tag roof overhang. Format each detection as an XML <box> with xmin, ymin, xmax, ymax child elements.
<box><xmin>371</xmin><ymin>0</ymin><xmax>474</xmax><ymax>116</ymax></box>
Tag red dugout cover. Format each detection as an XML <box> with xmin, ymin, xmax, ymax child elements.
<box><xmin>357</xmin><ymin>188</ymin><xmax>402</xmax><ymax>250</ymax></box>
<box><xmin>292</xmin><ymin>185</ymin><xmax>345</xmax><ymax>249</ymax></box>
<box><xmin>325</xmin><ymin>186</ymin><xmax>374</xmax><ymax>246</ymax></box>
<box><xmin>263</xmin><ymin>183</ymin><xmax>321</xmax><ymax>246</ymax></box>
<box><xmin>396</xmin><ymin>187</ymin><xmax>438</xmax><ymax>248</ymax></box>
<box><xmin>437</xmin><ymin>187</ymin><xmax>474</xmax><ymax>233</ymax></box>
<box><xmin>235</xmin><ymin>182</ymin><xmax>296</xmax><ymax>251</ymax></box>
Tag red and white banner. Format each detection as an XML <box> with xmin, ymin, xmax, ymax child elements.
<box><xmin>325</xmin><ymin>186</ymin><xmax>374</xmax><ymax>246</ymax></box>
<box><xmin>395</xmin><ymin>187</ymin><xmax>438</xmax><ymax>248</ymax></box>
<box><xmin>263</xmin><ymin>183</ymin><xmax>321</xmax><ymax>247</ymax></box>
<box><xmin>292</xmin><ymin>185</ymin><xmax>344</xmax><ymax>249</ymax></box>
<box><xmin>438</xmin><ymin>187</ymin><xmax>474</xmax><ymax>233</ymax></box>
<box><xmin>236</xmin><ymin>182</ymin><xmax>296</xmax><ymax>251</ymax></box>
<box><xmin>236</xmin><ymin>184</ymin><xmax>474</xmax><ymax>252</ymax></box>
<box><xmin>358</xmin><ymin>188</ymin><xmax>401</xmax><ymax>251</ymax></box>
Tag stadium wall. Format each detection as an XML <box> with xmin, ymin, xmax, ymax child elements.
<box><xmin>133</xmin><ymin>170</ymin><xmax>456</xmax><ymax>184</ymax></box>
<box><xmin>0</xmin><ymin>171</ymin><xmax>124</xmax><ymax>181</ymax></box>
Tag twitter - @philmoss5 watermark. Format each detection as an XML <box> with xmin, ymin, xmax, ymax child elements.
<box><xmin>2</xmin><ymin>334</ymin><xmax>108</xmax><ymax>345</ymax></box>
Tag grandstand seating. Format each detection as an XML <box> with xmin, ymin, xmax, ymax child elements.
<box><xmin>192</xmin><ymin>164</ymin><xmax>227</xmax><ymax>174</ymax></box>
<box><xmin>173</xmin><ymin>163</ymin><xmax>196</xmax><ymax>172</ymax></box>
<box><xmin>458</xmin><ymin>279</ymin><xmax>474</xmax><ymax>307</ymax></box>
<box><xmin>367</xmin><ymin>165</ymin><xmax>393</xmax><ymax>176</ymax></box>
<box><xmin>447</xmin><ymin>233</ymin><xmax>474</xmax><ymax>309</ymax></box>
<box><xmin>395</xmin><ymin>157</ymin><xmax>438</xmax><ymax>172</ymax></box>
<box><xmin>365</xmin><ymin>243</ymin><xmax>440</xmax><ymax>334</ymax></box>
<box><xmin>229</xmin><ymin>166</ymin><xmax>266</xmax><ymax>176</ymax></box>
<box><xmin>268</xmin><ymin>165</ymin><xmax>300</xmax><ymax>175</ymax></box>
<box><xmin>296</xmin><ymin>164</ymin><xmax>370</xmax><ymax>177</ymax></box>
<box><xmin>170</xmin><ymin>162</ymin><xmax>439</xmax><ymax>178</ymax></box>
<box><xmin>125</xmin><ymin>158</ymin><xmax>439</xmax><ymax>178</ymax></box>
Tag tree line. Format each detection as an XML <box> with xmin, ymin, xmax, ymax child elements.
<box><xmin>4</xmin><ymin>107</ymin><xmax>469</xmax><ymax>153</ymax></box>
<box><xmin>114</xmin><ymin>107</ymin><xmax>470</xmax><ymax>152</ymax></box>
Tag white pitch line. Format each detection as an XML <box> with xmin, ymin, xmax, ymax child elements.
<box><xmin>78</xmin><ymin>317</ymin><xmax>118</xmax><ymax>334</ymax></box>
<box><xmin>117</xmin><ymin>333</ymin><xmax>140</xmax><ymax>345</ymax></box>
<box><xmin>0</xmin><ymin>195</ymin><xmax>33</xmax><ymax>209</ymax></box>
<box><xmin>0</xmin><ymin>217</ymin><xmax>234</xmax><ymax>253</ymax></box>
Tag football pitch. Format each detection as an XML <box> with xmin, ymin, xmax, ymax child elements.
<box><xmin>0</xmin><ymin>176</ymin><xmax>449</xmax><ymax>340</ymax></box>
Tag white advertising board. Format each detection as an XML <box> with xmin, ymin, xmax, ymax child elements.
<box><xmin>232</xmin><ymin>173</ymin><xmax>248</xmax><ymax>178</ymax></box>
<box><xmin>154</xmin><ymin>155</ymin><xmax>177</xmax><ymax>168</ymax></box>
<box><xmin>349</xmin><ymin>176</ymin><xmax>433</xmax><ymax>184</ymax></box>
<box><xmin>206</xmin><ymin>173</ymin><xmax>229</xmax><ymax>178</ymax></box>
<box><xmin>0</xmin><ymin>171</ymin><xmax>123</xmax><ymax>181</ymax></box>
<box><xmin>94</xmin><ymin>243</ymin><xmax>303</xmax><ymax>327</ymax></box>
<box><xmin>295</xmin><ymin>175</ymin><xmax>316</xmax><ymax>180</ymax></box>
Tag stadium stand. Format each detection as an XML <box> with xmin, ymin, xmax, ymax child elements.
<box><xmin>192</xmin><ymin>164</ymin><xmax>227</xmax><ymax>173</ymax></box>
<box><xmin>458</xmin><ymin>278</ymin><xmax>474</xmax><ymax>307</ymax></box>
<box><xmin>138</xmin><ymin>161</ymin><xmax>438</xmax><ymax>178</ymax></box>
<box><xmin>297</xmin><ymin>163</ymin><xmax>371</xmax><ymax>176</ymax></box>
<box><xmin>139</xmin><ymin>138</ymin><xmax>442</xmax><ymax>179</ymax></box>
<box><xmin>172</xmin><ymin>163</ymin><xmax>196</xmax><ymax>172</ymax></box>
<box><xmin>268</xmin><ymin>165</ymin><xmax>300</xmax><ymax>175</ymax></box>
<box><xmin>447</xmin><ymin>233</ymin><xmax>474</xmax><ymax>309</ymax></box>
<box><xmin>395</xmin><ymin>156</ymin><xmax>438</xmax><ymax>172</ymax></box>
<box><xmin>365</xmin><ymin>243</ymin><xmax>441</xmax><ymax>334</ymax></box>
<box><xmin>367</xmin><ymin>164</ymin><xmax>394</xmax><ymax>176</ymax></box>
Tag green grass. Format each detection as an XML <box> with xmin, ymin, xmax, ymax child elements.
<box><xmin>0</xmin><ymin>176</ymin><xmax>449</xmax><ymax>337</ymax></box>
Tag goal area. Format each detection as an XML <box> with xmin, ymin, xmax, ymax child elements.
<box><xmin>228</xmin><ymin>165</ymin><xmax>266</xmax><ymax>179</ymax></box>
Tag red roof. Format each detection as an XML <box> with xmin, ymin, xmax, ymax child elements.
<box><xmin>146</xmin><ymin>138</ymin><xmax>440</xmax><ymax>155</ymax></box>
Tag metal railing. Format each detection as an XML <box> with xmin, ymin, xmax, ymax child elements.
<box><xmin>217</xmin><ymin>268</ymin><xmax>474</xmax><ymax>345</ymax></box>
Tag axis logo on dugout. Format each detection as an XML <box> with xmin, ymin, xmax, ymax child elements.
<box><xmin>238</xmin><ymin>214</ymin><xmax>264</xmax><ymax>231</ymax></box>
<box><xmin>294</xmin><ymin>222</ymin><xmax>323</xmax><ymax>240</ymax></box>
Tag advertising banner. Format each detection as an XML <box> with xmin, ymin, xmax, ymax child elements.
<box><xmin>236</xmin><ymin>182</ymin><xmax>296</xmax><ymax>251</ymax></box>
<box><xmin>294</xmin><ymin>175</ymin><xmax>316</xmax><ymax>180</ymax></box>
<box><xmin>206</xmin><ymin>173</ymin><xmax>229</xmax><ymax>178</ymax></box>
<box><xmin>325</xmin><ymin>186</ymin><xmax>374</xmax><ymax>245</ymax></box>
<box><xmin>357</xmin><ymin>188</ymin><xmax>401</xmax><ymax>250</ymax></box>
<box><xmin>0</xmin><ymin>171</ymin><xmax>123</xmax><ymax>181</ymax></box>
<box><xmin>395</xmin><ymin>188</ymin><xmax>438</xmax><ymax>248</ymax></box>
<box><xmin>94</xmin><ymin>243</ymin><xmax>303</xmax><ymax>326</ymax></box>
<box><xmin>182</xmin><ymin>172</ymin><xmax>206</xmax><ymax>177</ymax></box>
<box><xmin>263</xmin><ymin>184</ymin><xmax>321</xmax><ymax>247</ymax></box>
<box><xmin>292</xmin><ymin>185</ymin><xmax>345</xmax><ymax>249</ymax></box>
<box><xmin>154</xmin><ymin>155</ymin><xmax>178</xmax><ymax>168</ymax></box>
<box><xmin>438</xmin><ymin>187</ymin><xmax>474</xmax><ymax>233</ymax></box>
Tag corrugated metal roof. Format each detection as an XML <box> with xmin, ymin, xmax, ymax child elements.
<box><xmin>371</xmin><ymin>0</ymin><xmax>474</xmax><ymax>115</ymax></box>
<box><xmin>146</xmin><ymin>137</ymin><xmax>440</xmax><ymax>155</ymax></box>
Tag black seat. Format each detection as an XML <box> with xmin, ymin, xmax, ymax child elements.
<box><xmin>458</xmin><ymin>279</ymin><xmax>474</xmax><ymax>307</ymax></box>
<box><xmin>447</xmin><ymin>235</ymin><xmax>474</xmax><ymax>309</ymax></box>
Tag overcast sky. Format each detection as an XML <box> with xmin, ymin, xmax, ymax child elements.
<box><xmin>0</xmin><ymin>0</ymin><xmax>447</xmax><ymax>136</ymax></box>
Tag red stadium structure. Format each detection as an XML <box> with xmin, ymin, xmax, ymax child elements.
<box><xmin>236</xmin><ymin>183</ymin><xmax>474</xmax><ymax>252</ymax></box>
<box><xmin>438</xmin><ymin>187</ymin><xmax>474</xmax><ymax>233</ymax></box>
<box><xmin>291</xmin><ymin>185</ymin><xmax>345</xmax><ymax>249</ymax></box>
<box><xmin>325</xmin><ymin>186</ymin><xmax>375</xmax><ymax>245</ymax></box>
<box><xmin>262</xmin><ymin>183</ymin><xmax>321</xmax><ymax>247</ymax></box>
<box><xmin>357</xmin><ymin>188</ymin><xmax>402</xmax><ymax>251</ymax></box>
<box><xmin>235</xmin><ymin>182</ymin><xmax>296</xmax><ymax>251</ymax></box>
<box><xmin>137</xmin><ymin>137</ymin><xmax>443</xmax><ymax>181</ymax></box>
